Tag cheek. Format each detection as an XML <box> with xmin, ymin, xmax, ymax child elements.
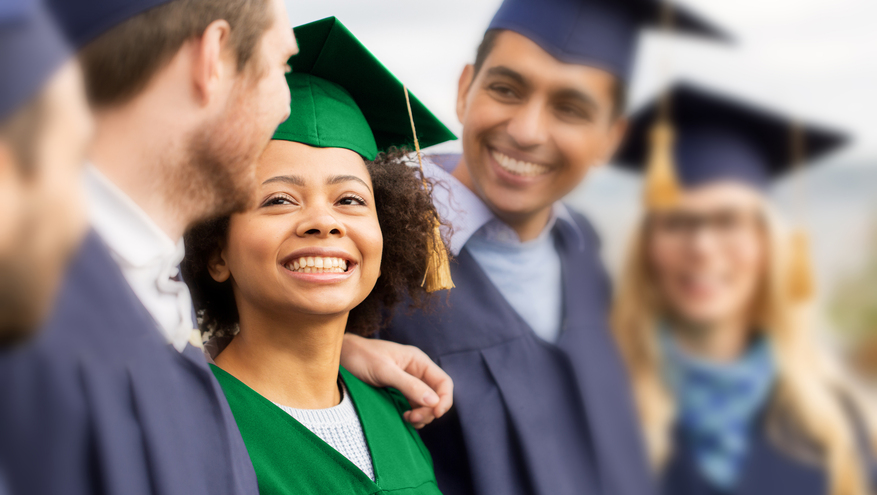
<box><xmin>246</xmin><ymin>70</ymin><xmax>289</xmax><ymax>137</ymax></box>
<box><xmin>0</xmin><ymin>176</ymin><xmax>25</xmax><ymax>253</ymax></box>
<box><xmin>464</xmin><ymin>94</ymin><xmax>506</xmax><ymax>138</ymax></box>
<box><xmin>554</xmin><ymin>127</ymin><xmax>604</xmax><ymax>174</ymax></box>
<box><xmin>33</xmin><ymin>138</ymin><xmax>87</xmax><ymax>247</ymax></box>
<box><xmin>730</xmin><ymin>238</ymin><xmax>767</xmax><ymax>287</ymax></box>
<box><xmin>648</xmin><ymin>238</ymin><xmax>681</xmax><ymax>287</ymax></box>
<box><xmin>350</xmin><ymin>217</ymin><xmax>383</xmax><ymax>276</ymax></box>
<box><xmin>265</xmin><ymin>69</ymin><xmax>291</xmax><ymax>121</ymax></box>
<box><xmin>226</xmin><ymin>217</ymin><xmax>283</xmax><ymax>283</ymax></box>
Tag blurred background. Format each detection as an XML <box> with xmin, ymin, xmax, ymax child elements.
<box><xmin>285</xmin><ymin>0</ymin><xmax>877</xmax><ymax>383</ymax></box>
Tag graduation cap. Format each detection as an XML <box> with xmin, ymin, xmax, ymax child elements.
<box><xmin>47</xmin><ymin>0</ymin><xmax>176</xmax><ymax>47</ymax></box>
<box><xmin>613</xmin><ymin>82</ymin><xmax>848</xmax><ymax>190</ymax></box>
<box><xmin>274</xmin><ymin>17</ymin><xmax>456</xmax><ymax>161</ymax></box>
<box><xmin>614</xmin><ymin>81</ymin><xmax>849</xmax><ymax>302</ymax></box>
<box><xmin>0</xmin><ymin>0</ymin><xmax>70</xmax><ymax>119</ymax></box>
<box><xmin>486</xmin><ymin>0</ymin><xmax>731</xmax><ymax>81</ymax></box>
<box><xmin>275</xmin><ymin>17</ymin><xmax>456</xmax><ymax>291</ymax></box>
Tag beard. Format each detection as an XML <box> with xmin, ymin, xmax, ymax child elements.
<box><xmin>171</xmin><ymin>79</ymin><xmax>274</xmax><ymax>226</ymax></box>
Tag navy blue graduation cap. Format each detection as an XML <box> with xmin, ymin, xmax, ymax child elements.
<box><xmin>615</xmin><ymin>82</ymin><xmax>848</xmax><ymax>303</ymax></box>
<box><xmin>487</xmin><ymin>0</ymin><xmax>731</xmax><ymax>81</ymax></box>
<box><xmin>0</xmin><ymin>0</ymin><xmax>70</xmax><ymax>119</ymax></box>
<box><xmin>613</xmin><ymin>82</ymin><xmax>849</xmax><ymax>191</ymax></box>
<box><xmin>47</xmin><ymin>0</ymin><xmax>176</xmax><ymax>48</ymax></box>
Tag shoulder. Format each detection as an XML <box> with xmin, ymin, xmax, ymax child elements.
<box><xmin>42</xmin><ymin>230</ymin><xmax>163</xmax><ymax>358</ymax></box>
<box><xmin>339</xmin><ymin>367</ymin><xmax>410</xmax><ymax>415</ymax></box>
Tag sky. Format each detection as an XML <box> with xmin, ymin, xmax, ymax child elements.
<box><xmin>284</xmin><ymin>0</ymin><xmax>877</xmax><ymax>162</ymax></box>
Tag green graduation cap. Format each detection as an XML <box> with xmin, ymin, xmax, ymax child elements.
<box><xmin>273</xmin><ymin>17</ymin><xmax>456</xmax><ymax>161</ymax></box>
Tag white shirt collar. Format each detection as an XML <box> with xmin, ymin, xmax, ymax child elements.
<box><xmin>422</xmin><ymin>155</ymin><xmax>585</xmax><ymax>255</ymax></box>
<box><xmin>84</xmin><ymin>165</ymin><xmax>194</xmax><ymax>352</ymax></box>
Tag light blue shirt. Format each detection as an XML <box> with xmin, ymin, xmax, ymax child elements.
<box><xmin>424</xmin><ymin>154</ymin><xmax>584</xmax><ymax>343</ymax></box>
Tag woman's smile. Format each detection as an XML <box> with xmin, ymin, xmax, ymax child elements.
<box><xmin>280</xmin><ymin>248</ymin><xmax>358</xmax><ymax>284</ymax></box>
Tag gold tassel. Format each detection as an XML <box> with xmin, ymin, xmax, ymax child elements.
<box><xmin>643</xmin><ymin>119</ymin><xmax>681</xmax><ymax>209</ymax></box>
<box><xmin>787</xmin><ymin>228</ymin><xmax>815</xmax><ymax>303</ymax></box>
<box><xmin>403</xmin><ymin>86</ymin><xmax>455</xmax><ymax>292</ymax></box>
<box><xmin>786</xmin><ymin>123</ymin><xmax>814</xmax><ymax>303</ymax></box>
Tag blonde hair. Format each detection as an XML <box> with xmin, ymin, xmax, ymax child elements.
<box><xmin>611</xmin><ymin>203</ymin><xmax>877</xmax><ymax>495</ymax></box>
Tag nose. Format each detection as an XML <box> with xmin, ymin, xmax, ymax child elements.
<box><xmin>689</xmin><ymin>226</ymin><xmax>720</xmax><ymax>258</ymax></box>
<box><xmin>279</xmin><ymin>86</ymin><xmax>292</xmax><ymax>122</ymax></box>
<box><xmin>295</xmin><ymin>205</ymin><xmax>345</xmax><ymax>238</ymax></box>
<box><xmin>505</xmin><ymin>98</ymin><xmax>549</xmax><ymax>148</ymax></box>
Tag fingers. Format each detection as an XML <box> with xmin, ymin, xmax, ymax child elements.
<box><xmin>374</xmin><ymin>357</ymin><xmax>441</xmax><ymax>409</ymax></box>
<box><xmin>404</xmin><ymin>407</ymin><xmax>436</xmax><ymax>429</ymax></box>
<box><xmin>339</xmin><ymin>335</ymin><xmax>454</xmax><ymax>426</ymax></box>
<box><xmin>398</xmin><ymin>346</ymin><xmax>454</xmax><ymax>418</ymax></box>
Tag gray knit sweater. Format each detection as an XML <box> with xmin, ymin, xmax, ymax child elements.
<box><xmin>274</xmin><ymin>383</ymin><xmax>375</xmax><ymax>481</ymax></box>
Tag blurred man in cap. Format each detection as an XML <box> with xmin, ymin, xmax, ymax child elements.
<box><xmin>0</xmin><ymin>0</ymin><xmax>452</xmax><ymax>494</ymax></box>
<box><xmin>0</xmin><ymin>0</ymin><xmax>91</xmax><ymax>344</ymax></box>
<box><xmin>0</xmin><ymin>2</ymin><xmax>91</xmax><ymax>492</ymax></box>
<box><xmin>385</xmin><ymin>0</ymin><xmax>729</xmax><ymax>494</ymax></box>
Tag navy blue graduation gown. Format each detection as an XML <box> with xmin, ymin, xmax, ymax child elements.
<box><xmin>386</xmin><ymin>211</ymin><xmax>654</xmax><ymax>495</ymax></box>
<box><xmin>0</xmin><ymin>231</ymin><xmax>258</xmax><ymax>495</ymax></box>
<box><xmin>663</xmin><ymin>416</ymin><xmax>877</xmax><ymax>495</ymax></box>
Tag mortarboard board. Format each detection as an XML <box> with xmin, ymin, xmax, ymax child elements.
<box><xmin>273</xmin><ymin>17</ymin><xmax>456</xmax><ymax>161</ymax></box>
<box><xmin>613</xmin><ymin>82</ymin><xmax>849</xmax><ymax>190</ymax></box>
<box><xmin>486</xmin><ymin>0</ymin><xmax>731</xmax><ymax>82</ymax></box>
<box><xmin>47</xmin><ymin>0</ymin><xmax>176</xmax><ymax>48</ymax></box>
<box><xmin>0</xmin><ymin>0</ymin><xmax>71</xmax><ymax>119</ymax></box>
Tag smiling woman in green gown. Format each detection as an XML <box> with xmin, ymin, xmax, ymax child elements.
<box><xmin>181</xmin><ymin>17</ymin><xmax>455</xmax><ymax>494</ymax></box>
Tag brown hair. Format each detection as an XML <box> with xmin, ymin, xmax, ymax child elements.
<box><xmin>472</xmin><ymin>28</ymin><xmax>628</xmax><ymax>116</ymax></box>
<box><xmin>0</xmin><ymin>95</ymin><xmax>46</xmax><ymax>176</ymax></box>
<box><xmin>80</xmin><ymin>0</ymin><xmax>273</xmax><ymax>106</ymax></box>
<box><xmin>182</xmin><ymin>147</ymin><xmax>442</xmax><ymax>337</ymax></box>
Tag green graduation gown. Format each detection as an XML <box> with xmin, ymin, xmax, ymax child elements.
<box><xmin>211</xmin><ymin>365</ymin><xmax>442</xmax><ymax>495</ymax></box>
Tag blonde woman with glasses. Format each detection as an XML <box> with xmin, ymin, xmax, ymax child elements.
<box><xmin>611</xmin><ymin>83</ymin><xmax>877</xmax><ymax>495</ymax></box>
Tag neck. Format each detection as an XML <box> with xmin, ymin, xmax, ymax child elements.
<box><xmin>669</xmin><ymin>316</ymin><xmax>752</xmax><ymax>364</ymax></box>
<box><xmin>452</xmin><ymin>156</ymin><xmax>553</xmax><ymax>242</ymax></box>
<box><xmin>215</xmin><ymin>302</ymin><xmax>347</xmax><ymax>409</ymax></box>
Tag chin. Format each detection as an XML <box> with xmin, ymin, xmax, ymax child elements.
<box><xmin>676</xmin><ymin>306</ymin><xmax>734</xmax><ymax>328</ymax></box>
<box><xmin>290</xmin><ymin>293</ymin><xmax>362</xmax><ymax>317</ymax></box>
<box><xmin>474</xmin><ymin>177</ymin><xmax>532</xmax><ymax>208</ymax></box>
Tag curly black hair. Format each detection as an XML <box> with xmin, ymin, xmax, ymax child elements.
<box><xmin>181</xmin><ymin>147</ymin><xmax>444</xmax><ymax>338</ymax></box>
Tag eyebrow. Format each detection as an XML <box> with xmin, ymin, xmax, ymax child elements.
<box><xmin>262</xmin><ymin>174</ymin><xmax>371</xmax><ymax>192</ymax></box>
<box><xmin>553</xmin><ymin>88</ymin><xmax>599</xmax><ymax>112</ymax></box>
<box><xmin>485</xmin><ymin>66</ymin><xmax>530</xmax><ymax>90</ymax></box>
<box><xmin>327</xmin><ymin>174</ymin><xmax>371</xmax><ymax>192</ymax></box>
<box><xmin>262</xmin><ymin>175</ymin><xmax>305</xmax><ymax>186</ymax></box>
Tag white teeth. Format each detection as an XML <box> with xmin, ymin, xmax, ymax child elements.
<box><xmin>284</xmin><ymin>256</ymin><xmax>350</xmax><ymax>274</ymax></box>
<box><xmin>491</xmin><ymin>150</ymin><xmax>550</xmax><ymax>177</ymax></box>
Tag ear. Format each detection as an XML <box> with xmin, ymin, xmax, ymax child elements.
<box><xmin>191</xmin><ymin>19</ymin><xmax>233</xmax><ymax>107</ymax></box>
<box><xmin>456</xmin><ymin>64</ymin><xmax>475</xmax><ymax>125</ymax></box>
<box><xmin>207</xmin><ymin>247</ymin><xmax>232</xmax><ymax>283</ymax></box>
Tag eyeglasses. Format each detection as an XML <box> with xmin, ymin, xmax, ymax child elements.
<box><xmin>648</xmin><ymin>209</ymin><xmax>765</xmax><ymax>246</ymax></box>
